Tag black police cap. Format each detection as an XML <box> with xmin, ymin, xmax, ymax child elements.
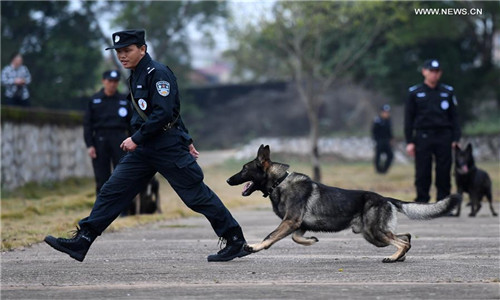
<box><xmin>105</xmin><ymin>29</ymin><xmax>146</xmax><ymax>50</ymax></box>
<box><xmin>422</xmin><ymin>59</ymin><xmax>441</xmax><ymax>70</ymax></box>
<box><xmin>102</xmin><ymin>70</ymin><xmax>120</xmax><ymax>80</ymax></box>
<box><xmin>380</xmin><ymin>104</ymin><xmax>391</xmax><ymax>112</ymax></box>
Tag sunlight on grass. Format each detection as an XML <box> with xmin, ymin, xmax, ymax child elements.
<box><xmin>2</xmin><ymin>160</ymin><xmax>498</xmax><ymax>251</ymax></box>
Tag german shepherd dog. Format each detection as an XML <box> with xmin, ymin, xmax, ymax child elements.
<box><xmin>227</xmin><ymin>145</ymin><xmax>461</xmax><ymax>263</ymax></box>
<box><xmin>454</xmin><ymin>144</ymin><xmax>497</xmax><ymax>217</ymax></box>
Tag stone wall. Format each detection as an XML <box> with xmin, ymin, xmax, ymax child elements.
<box><xmin>1</xmin><ymin>122</ymin><xmax>92</xmax><ymax>190</ymax></box>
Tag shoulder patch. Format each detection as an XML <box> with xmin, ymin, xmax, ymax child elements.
<box><xmin>408</xmin><ymin>84</ymin><xmax>420</xmax><ymax>92</ymax></box>
<box><xmin>442</xmin><ymin>84</ymin><xmax>454</xmax><ymax>91</ymax></box>
<box><xmin>156</xmin><ymin>81</ymin><xmax>170</xmax><ymax>97</ymax></box>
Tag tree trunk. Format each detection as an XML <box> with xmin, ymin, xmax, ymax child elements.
<box><xmin>308</xmin><ymin>107</ymin><xmax>321</xmax><ymax>182</ymax></box>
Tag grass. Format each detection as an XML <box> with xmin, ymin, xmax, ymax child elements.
<box><xmin>2</xmin><ymin>159</ymin><xmax>499</xmax><ymax>251</ymax></box>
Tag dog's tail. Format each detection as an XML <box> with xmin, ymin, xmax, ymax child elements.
<box><xmin>388</xmin><ymin>194</ymin><xmax>461</xmax><ymax>220</ymax></box>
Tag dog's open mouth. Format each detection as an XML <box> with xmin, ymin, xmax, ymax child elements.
<box><xmin>242</xmin><ymin>181</ymin><xmax>254</xmax><ymax>196</ymax></box>
<box><xmin>457</xmin><ymin>165</ymin><xmax>469</xmax><ymax>174</ymax></box>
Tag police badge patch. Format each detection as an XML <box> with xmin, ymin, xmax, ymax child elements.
<box><xmin>138</xmin><ymin>99</ymin><xmax>147</xmax><ymax>110</ymax></box>
<box><xmin>156</xmin><ymin>81</ymin><xmax>170</xmax><ymax>97</ymax></box>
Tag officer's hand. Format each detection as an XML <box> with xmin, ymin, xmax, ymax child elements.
<box><xmin>451</xmin><ymin>142</ymin><xmax>459</xmax><ymax>149</ymax></box>
<box><xmin>406</xmin><ymin>143</ymin><xmax>415</xmax><ymax>157</ymax></box>
<box><xmin>87</xmin><ymin>146</ymin><xmax>97</xmax><ymax>159</ymax></box>
<box><xmin>189</xmin><ymin>144</ymin><xmax>199</xmax><ymax>160</ymax></box>
<box><xmin>120</xmin><ymin>137</ymin><xmax>137</xmax><ymax>152</ymax></box>
<box><xmin>14</xmin><ymin>78</ymin><xmax>25</xmax><ymax>85</ymax></box>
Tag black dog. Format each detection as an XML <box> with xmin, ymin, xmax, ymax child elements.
<box><xmin>124</xmin><ymin>177</ymin><xmax>161</xmax><ymax>215</ymax></box>
<box><xmin>454</xmin><ymin>144</ymin><xmax>497</xmax><ymax>217</ymax></box>
<box><xmin>228</xmin><ymin>145</ymin><xmax>460</xmax><ymax>263</ymax></box>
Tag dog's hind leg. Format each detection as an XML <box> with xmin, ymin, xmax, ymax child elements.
<box><xmin>292</xmin><ymin>229</ymin><xmax>318</xmax><ymax>246</ymax></box>
<box><xmin>382</xmin><ymin>232</ymin><xmax>411</xmax><ymax>263</ymax></box>
<box><xmin>486</xmin><ymin>191</ymin><xmax>498</xmax><ymax>217</ymax></box>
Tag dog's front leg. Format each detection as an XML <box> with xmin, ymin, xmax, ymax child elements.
<box><xmin>245</xmin><ymin>219</ymin><xmax>299</xmax><ymax>253</ymax></box>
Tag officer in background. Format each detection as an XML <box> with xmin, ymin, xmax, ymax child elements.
<box><xmin>405</xmin><ymin>59</ymin><xmax>461</xmax><ymax>203</ymax></box>
<box><xmin>83</xmin><ymin>70</ymin><xmax>131</xmax><ymax>194</ymax></box>
<box><xmin>372</xmin><ymin>104</ymin><xmax>393</xmax><ymax>174</ymax></box>
<box><xmin>45</xmin><ymin>29</ymin><xmax>251</xmax><ymax>263</ymax></box>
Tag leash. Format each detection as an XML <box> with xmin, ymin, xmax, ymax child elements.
<box><xmin>128</xmin><ymin>78</ymin><xmax>179</xmax><ymax>131</ymax></box>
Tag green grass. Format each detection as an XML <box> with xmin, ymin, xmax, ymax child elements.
<box><xmin>2</xmin><ymin>159</ymin><xmax>499</xmax><ymax>251</ymax></box>
<box><xmin>463</xmin><ymin>112</ymin><xmax>500</xmax><ymax>136</ymax></box>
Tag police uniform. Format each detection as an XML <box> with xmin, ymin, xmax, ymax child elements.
<box><xmin>54</xmin><ymin>29</ymin><xmax>249</xmax><ymax>262</ymax></box>
<box><xmin>405</xmin><ymin>59</ymin><xmax>461</xmax><ymax>203</ymax></box>
<box><xmin>83</xmin><ymin>70</ymin><xmax>131</xmax><ymax>193</ymax></box>
<box><xmin>372</xmin><ymin>105</ymin><xmax>393</xmax><ymax>174</ymax></box>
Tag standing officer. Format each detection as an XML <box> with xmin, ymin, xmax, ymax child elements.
<box><xmin>83</xmin><ymin>70</ymin><xmax>130</xmax><ymax>194</ymax></box>
<box><xmin>45</xmin><ymin>29</ymin><xmax>250</xmax><ymax>262</ymax></box>
<box><xmin>405</xmin><ymin>59</ymin><xmax>461</xmax><ymax>203</ymax></box>
<box><xmin>372</xmin><ymin>104</ymin><xmax>393</xmax><ymax>174</ymax></box>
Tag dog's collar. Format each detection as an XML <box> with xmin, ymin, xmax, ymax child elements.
<box><xmin>264</xmin><ymin>171</ymin><xmax>290</xmax><ymax>197</ymax></box>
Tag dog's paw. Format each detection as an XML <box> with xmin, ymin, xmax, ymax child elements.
<box><xmin>382</xmin><ymin>257</ymin><xmax>398</xmax><ymax>263</ymax></box>
<box><xmin>244</xmin><ymin>243</ymin><xmax>261</xmax><ymax>253</ymax></box>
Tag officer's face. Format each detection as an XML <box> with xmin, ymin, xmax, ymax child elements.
<box><xmin>102</xmin><ymin>79</ymin><xmax>119</xmax><ymax>96</ymax></box>
<box><xmin>115</xmin><ymin>45</ymin><xmax>146</xmax><ymax>70</ymax></box>
<box><xmin>11</xmin><ymin>55</ymin><xmax>22</xmax><ymax>68</ymax></box>
<box><xmin>422</xmin><ymin>68</ymin><xmax>442</xmax><ymax>84</ymax></box>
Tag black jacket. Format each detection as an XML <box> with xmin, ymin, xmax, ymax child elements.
<box><xmin>128</xmin><ymin>53</ymin><xmax>190</xmax><ymax>146</ymax></box>
<box><xmin>372</xmin><ymin>116</ymin><xmax>393</xmax><ymax>142</ymax></box>
<box><xmin>83</xmin><ymin>89</ymin><xmax>131</xmax><ymax>147</ymax></box>
<box><xmin>404</xmin><ymin>83</ymin><xmax>461</xmax><ymax>144</ymax></box>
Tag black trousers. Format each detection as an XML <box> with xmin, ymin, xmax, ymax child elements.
<box><xmin>79</xmin><ymin>129</ymin><xmax>240</xmax><ymax>237</ymax></box>
<box><xmin>374</xmin><ymin>140</ymin><xmax>393</xmax><ymax>174</ymax></box>
<box><xmin>91</xmin><ymin>130</ymin><xmax>128</xmax><ymax>194</ymax></box>
<box><xmin>414</xmin><ymin>129</ymin><xmax>453</xmax><ymax>203</ymax></box>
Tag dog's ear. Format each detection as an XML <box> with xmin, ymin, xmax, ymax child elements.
<box><xmin>466</xmin><ymin>143</ymin><xmax>473</xmax><ymax>155</ymax></box>
<box><xmin>257</xmin><ymin>145</ymin><xmax>271</xmax><ymax>170</ymax></box>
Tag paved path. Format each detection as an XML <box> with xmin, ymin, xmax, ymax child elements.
<box><xmin>2</xmin><ymin>205</ymin><xmax>499</xmax><ymax>299</ymax></box>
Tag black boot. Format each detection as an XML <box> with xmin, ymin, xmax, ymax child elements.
<box><xmin>207</xmin><ymin>227</ymin><xmax>251</xmax><ymax>262</ymax></box>
<box><xmin>44</xmin><ymin>227</ymin><xmax>97</xmax><ymax>262</ymax></box>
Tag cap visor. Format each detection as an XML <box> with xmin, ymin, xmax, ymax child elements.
<box><xmin>105</xmin><ymin>42</ymin><xmax>134</xmax><ymax>50</ymax></box>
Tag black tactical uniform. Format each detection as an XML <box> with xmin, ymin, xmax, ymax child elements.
<box><xmin>405</xmin><ymin>60</ymin><xmax>461</xmax><ymax>203</ymax></box>
<box><xmin>45</xmin><ymin>30</ymin><xmax>249</xmax><ymax>263</ymax></box>
<box><xmin>83</xmin><ymin>70</ymin><xmax>131</xmax><ymax>193</ymax></box>
<box><xmin>372</xmin><ymin>104</ymin><xmax>393</xmax><ymax>174</ymax></box>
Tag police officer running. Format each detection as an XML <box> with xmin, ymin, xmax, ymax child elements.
<box><xmin>405</xmin><ymin>59</ymin><xmax>461</xmax><ymax>203</ymax></box>
<box><xmin>84</xmin><ymin>70</ymin><xmax>130</xmax><ymax>194</ymax></box>
<box><xmin>372</xmin><ymin>104</ymin><xmax>393</xmax><ymax>174</ymax></box>
<box><xmin>45</xmin><ymin>29</ymin><xmax>251</xmax><ymax>262</ymax></box>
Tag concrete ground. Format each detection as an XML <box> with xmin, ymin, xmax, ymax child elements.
<box><xmin>2</xmin><ymin>204</ymin><xmax>499</xmax><ymax>299</ymax></box>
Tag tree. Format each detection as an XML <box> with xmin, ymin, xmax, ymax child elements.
<box><xmin>1</xmin><ymin>1</ymin><xmax>103</xmax><ymax>109</ymax></box>
<box><xmin>110</xmin><ymin>1</ymin><xmax>228</xmax><ymax>82</ymax></box>
<box><xmin>353</xmin><ymin>1</ymin><xmax>500</xmax><ymax>121</ymax></box>
<box><xmin>226</xmin><ymin>2</ymin><xmax>400</xmax><ymax>181</ymax></box>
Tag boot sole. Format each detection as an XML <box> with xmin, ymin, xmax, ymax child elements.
<box><xmin>207</xmin><ymin>248</ymin><xmax>251</xmax><ymax>262</ymax></box>
<box><xmin>44</xmin><ymin>236</ymin><xmax>85</xmax><ymax>262</ymax></box>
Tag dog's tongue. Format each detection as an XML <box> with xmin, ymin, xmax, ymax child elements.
<box><xmin>242</xmin><ymin>182</ymin><xmax>252</xmax><ymax>196</ymax></box>
<box><xmin>462</xmin><ymin>165</ymin><xmax>468</xmax><ymax>173</ymax></box>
